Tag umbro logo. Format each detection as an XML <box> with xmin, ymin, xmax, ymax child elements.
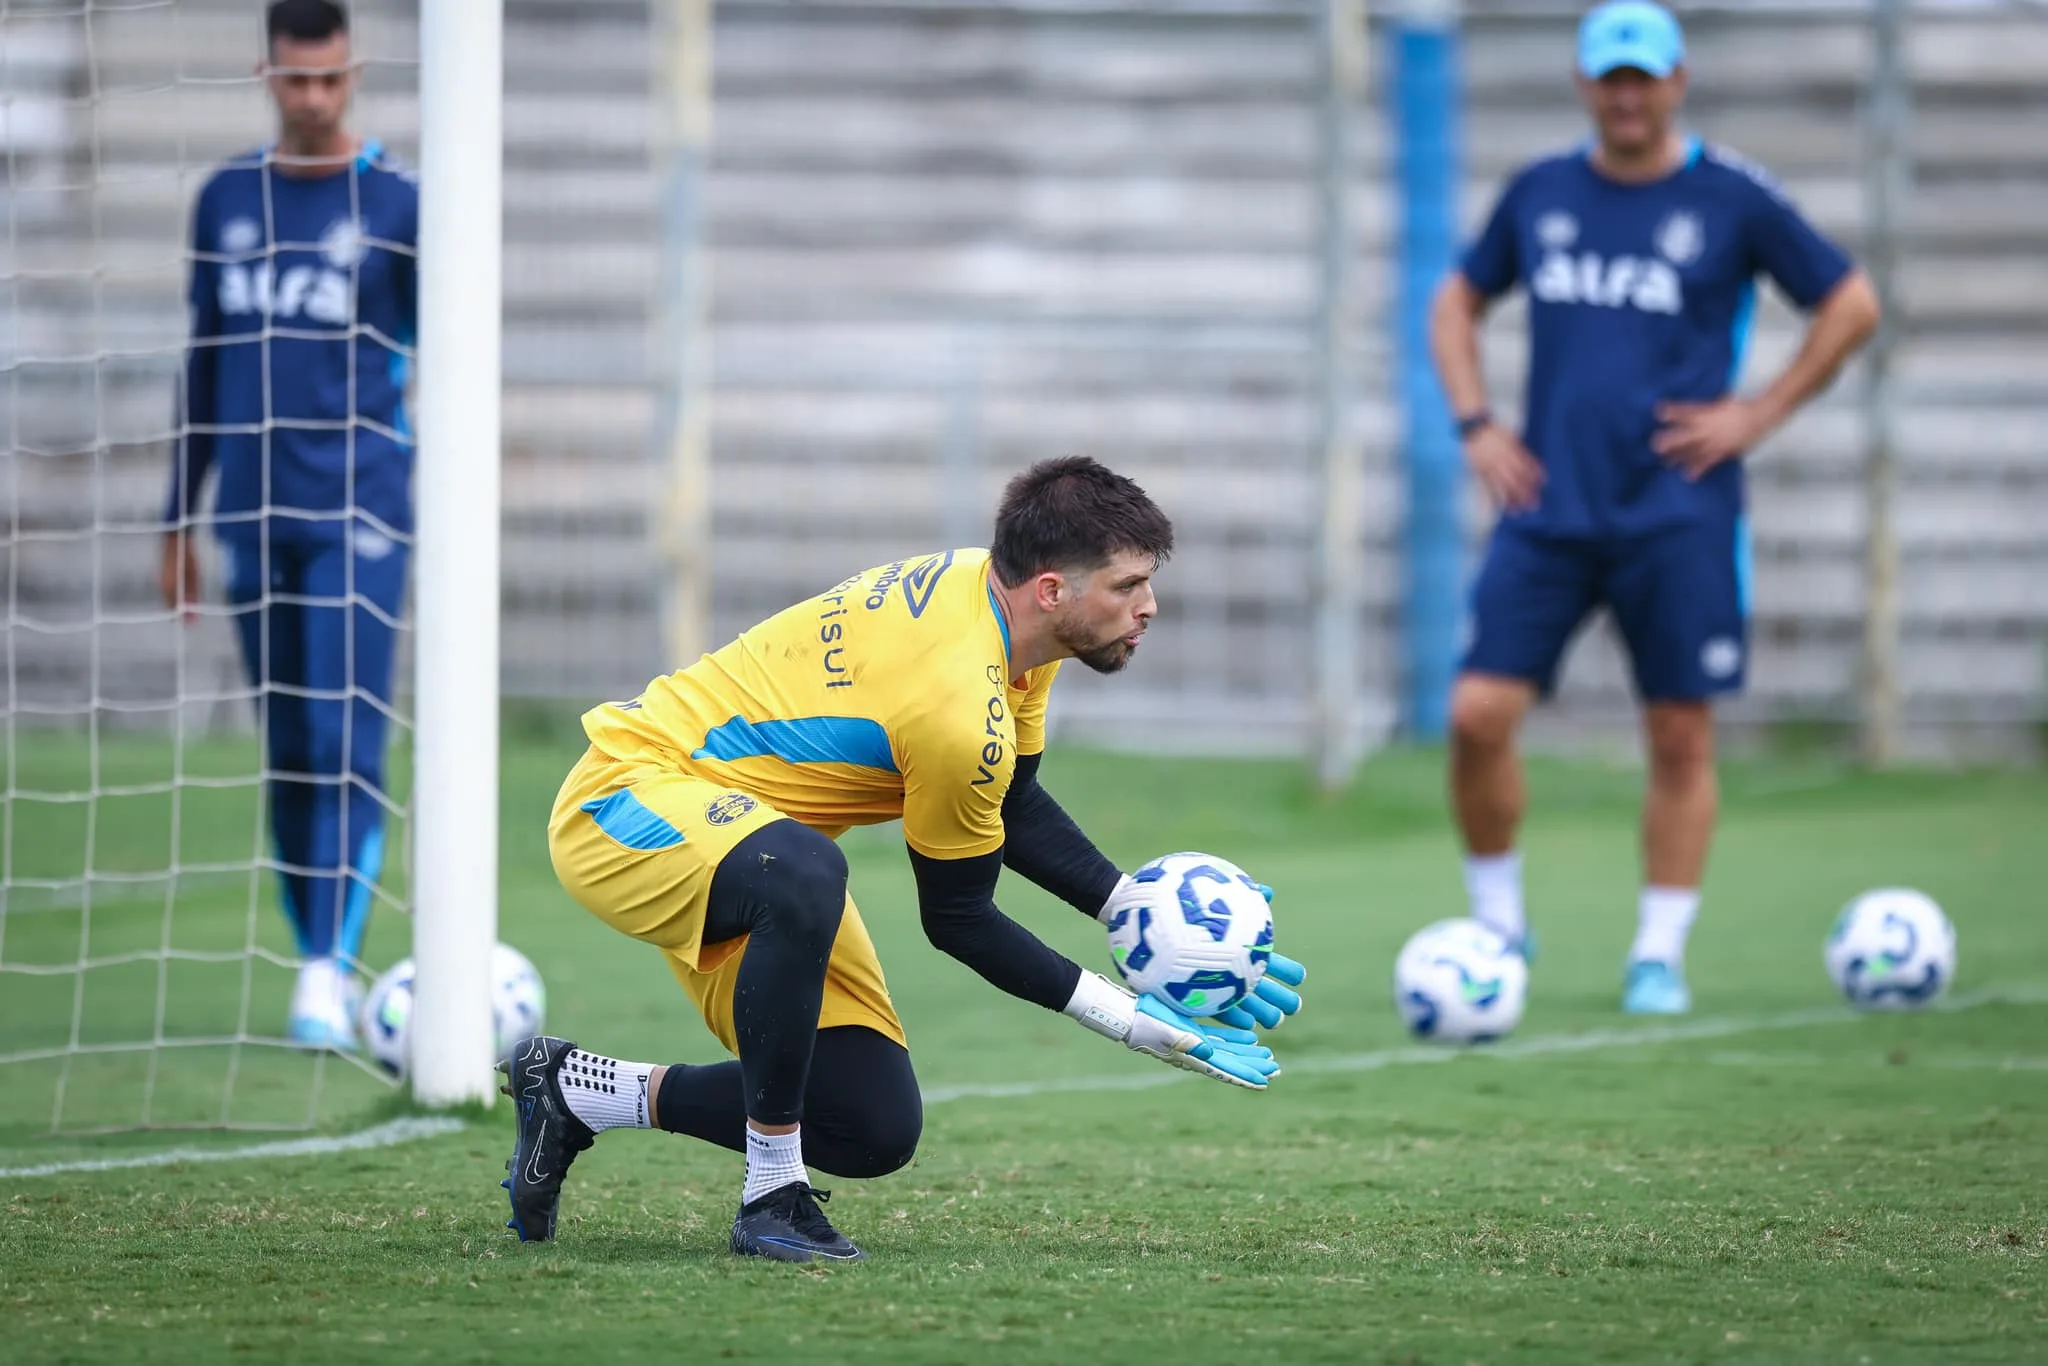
<box><xmin>1536</xmin><ymin>211</ymin><xmax>1579</xmax><ymax>250</ymax></box>
<box><xmin>901</xmin><ymin>550</ymin><xmax>955</xmax><ymax>619</ymax></box>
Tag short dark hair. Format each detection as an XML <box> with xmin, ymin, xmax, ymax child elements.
<box><xmin>990</xmin><ymin>456</ymin><xmax>1174</xmax><ymax>587</ymax></box>
<box><xmin>268</xmin><ymin>0</ymin><xmax>348</xmax><ymax>46</ymax></box>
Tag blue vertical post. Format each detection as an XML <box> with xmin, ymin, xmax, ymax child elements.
<box><xmin>1392</xmin><ymin>1</ymin><xmax>1465</xmax><ymax>741</ymax></box>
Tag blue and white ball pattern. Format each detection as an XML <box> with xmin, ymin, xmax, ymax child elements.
<box><xmin>1393</xmin><ymin>918</ymin><xmax>1528</xmax><ymax>1043</ymax></box>
<box><xmin>357</xmin><ymin>943</ymin><xmax>548</xmax><ymax>1079</ymax></box>
<box><xmin>1103</xmin><ymin>852</ymin><xmax>1274</xmax><ymax>1019</ymax></box>
<box><xmin>1825</xmin><ymin>888</ymin><xmax>1956</xmax><ymax>1011</ymax></box>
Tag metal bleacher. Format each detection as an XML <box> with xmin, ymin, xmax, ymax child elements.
<box><xmin>4</xmin><ymin>0</ymin><xmax>2044</xmax><ymax>757</ymax></box>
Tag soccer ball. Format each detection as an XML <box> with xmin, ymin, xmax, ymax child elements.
<box><xmin>1394</xmin><ymin>918</ymin><xmax>1528</xmax><ymax>1043</ymax></box>
<box><xmin>1825</xmin><ymin>888</ymin><xmax>1955</xmax><ymax>1011</ymax></box>
<box><xmin>1103</xmin><ymin>852</ymin><xmax>1273</xmax><ymax>1018</ymax></box>
<box><xmin>358</xmin><ymin>943</ymin><xmax>549</xmax><ymax>1078</ymax></box>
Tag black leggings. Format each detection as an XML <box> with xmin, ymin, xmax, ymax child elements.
<box><xmin>696</xmin><ymin>819</ymin><xmax>849</xmax><ymax>1127</ymax></box>
<box><xmin>655</xmin><ymin>1025</ymin><xmax>923</xmax><ymax>1179</ymax></box>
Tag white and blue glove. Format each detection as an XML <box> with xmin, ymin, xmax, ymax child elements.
<box><xmin>1063</xmin><ymin>972</ymin><xmax>1281</xmax><ymax>1090</ymax></box>
<box><xmin>1096</xmin><ymin>876</ymin><xmax>1308</xmax><ymax>1033</ymax></box>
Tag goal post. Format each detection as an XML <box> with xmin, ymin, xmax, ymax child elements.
<box><xmin>410</xmin><ymin>0</ymin><xmax>503</xmax><ymax>1109</ymax></box>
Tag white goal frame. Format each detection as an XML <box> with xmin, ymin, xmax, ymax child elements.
<box><xmin>410</xmin><ymin>0</ymin><xmax>502</xmax><ymax>1109</ymax></box>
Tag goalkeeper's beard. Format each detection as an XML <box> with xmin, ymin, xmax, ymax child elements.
<box><xmin>1054</xmin><ymin>608</ymin><xmax>1139</xmax><ymax>676</ymax></box>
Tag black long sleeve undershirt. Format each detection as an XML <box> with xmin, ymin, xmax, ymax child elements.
<box><xmin>1000</xmin><ymin>752</ymin><xmax>1123</xmax><ymax>917</ymax></box>
<box><xmin>903</xmin><ymin>753</ymin><xmax>1124</xmax><ymax>1013</ymax></box>
<box><xmin>906</xmin><ymin>846</ymin><xmax>1082</xmax><ymax>1011</ymax></box>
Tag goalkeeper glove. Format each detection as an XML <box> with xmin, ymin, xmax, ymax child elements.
<box><xmin>1063</xmin><ymin>971</ymin><xmax>1280</xmax><ymax>1090</ymax></box>
<box><xmin>1096</xmin><ymin>875</ymin><xmax>1309</xmax><ymax>1033</ymax></box>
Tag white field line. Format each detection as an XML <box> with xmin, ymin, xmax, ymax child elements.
<box><xmin>8</xmin><ymin>986</ymin><xmax>2044</xmax><ymax>1178</ymax></box>
<box><xmin>919</xmin><ymin>982</ymin><xmax>2048</xmax><ymax>1105</ymax></box>
<box><xmin>1670</xmin><ymin>1050</ymin><xmax>2048</xmax><ymax>1072</ymax></box>
<box><xmin>0</xmin><ymin>1115</ymin><xmax>465</xmax><ymax>1180</ymax></box>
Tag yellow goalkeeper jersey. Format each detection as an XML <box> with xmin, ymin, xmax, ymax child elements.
<box><xmin>581</xmin><ymin>548</ymin><xmax>1060</xmax><ymax>860</ymax></box>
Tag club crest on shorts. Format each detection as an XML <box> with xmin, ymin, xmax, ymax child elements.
<box><xmin>704</xmin><ymin>791</ymin><xmax>758</xmax><ymax>826</ymax></box>
<box><xmin>1656</xmin><ymin>210</ymin><xmax>1705</xmax><ymax>267</ymax></box>
<box><xmin>1701</xmin><ymin>636</ymin><xmax>1742</xmax><ymax>680</ymax></box>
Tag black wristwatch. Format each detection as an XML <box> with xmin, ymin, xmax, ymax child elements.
<box><xmin>1455</xmin><ymin>409</ymin><xmax>1493</xmax><ymax>440</ymax></box>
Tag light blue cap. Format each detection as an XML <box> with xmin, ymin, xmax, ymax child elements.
<box><xmin>1578</xmin><ymin>1</ymin><xmax>1686</xmax><ymax>79</ymax></box>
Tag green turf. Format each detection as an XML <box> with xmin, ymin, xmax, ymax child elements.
<box><xmin>2</xmin><ymin>731</ymin><xmax>2045</xmax><ymax>1364</ymax></box>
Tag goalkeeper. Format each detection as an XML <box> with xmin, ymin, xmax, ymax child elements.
<box><xmin>159</xmin><ymin>0</ymin><xmax>417</xmax><ymax>1048</ymax></box>
<box><xmin>504</xmin><ymin>457</ymin><xmax>1309</xmax><ymax>1264</ymax></box>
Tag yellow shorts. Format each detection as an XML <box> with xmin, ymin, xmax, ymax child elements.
<box><xmin>547</xmin><ymin>745</ymin><xmax>905</xmax><ymax>1053</ymax></box>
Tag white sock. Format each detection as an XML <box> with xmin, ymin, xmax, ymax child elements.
<box><xmin>291</xmin><ymin>957</ymin><xmax>347</xmax><ymax>1022</ymax></box>
<box><xmin>1464</xmin><ymin>851</ymin><xmax>1525</xmax><ymax>941</ymax></box>
<box><xmin>555</xmin><ymin>1048</ymin><xmax>655</xmax><ymax>1133</ymax></box>
<box><xmin>1630</xmin><ymin>886</ymin><xmax>1701</xmax><ymax>966</ymax></box>
<box><xmin>742</xmin><ymin>1125</ymin><xmax>807</xmax><ymax>1205</ymax></box>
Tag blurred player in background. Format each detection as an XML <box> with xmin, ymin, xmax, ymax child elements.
<box><xmin>502</xmin><ymin>457</ymin><xmax>1309</xmax><ymax>1264</ymax></box>
<box><xmin>161</xmin><ymin>0</ymin><xmax>418</xmax><ymax>1048</ymax></box>
<box><xmin>1429</xmin><ymin>1</ymin><xmax>1879</xmax><ymax>1012</ymax></box>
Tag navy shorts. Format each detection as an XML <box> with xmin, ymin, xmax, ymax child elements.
<box><xmin>1461</xmin><ymin>515</ymin><xmax>1753</xmax><ymax>702</ymax></box>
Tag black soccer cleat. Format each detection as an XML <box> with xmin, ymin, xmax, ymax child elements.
<box><xmin>497</xmin><ymin>1035</ymin><xmax>594</xmax><ymax>1242</ymax></box>
<box><xmin>730</xmin><ymin>1182</ymin><xmax>865</xmax><ymax>1264</ymax></box>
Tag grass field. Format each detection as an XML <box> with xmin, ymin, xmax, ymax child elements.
<box><xmin>3</xmin><ymin>729</ymin><xmax>2046</xmax><ymax>1364</ymax></box>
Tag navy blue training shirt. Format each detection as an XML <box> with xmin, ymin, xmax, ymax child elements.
<box><xmin>1460</xmin><ymin>140</ymin><xmax>1853</xmax><ymax>539</ymax></box>
<box><xmin>168</xmin><ymin>142</ymin><xmax>418</xmax><ymax>543</ymax></box>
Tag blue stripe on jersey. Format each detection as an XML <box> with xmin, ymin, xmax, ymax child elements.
<box><xmin>692</xmin><ymin>716</ymin><xmax>900</xmax><ymax>773</ymax></box>
<box><xmin>986</xmin><ymin>580</ymin><xmax>1011</xmax><ymax>662</ymax></box>
<box><xmin>1728</xmin><ymin>281</ymin><xmax>1758</xmax><ymax>388</ymax></box>
<box><xmin>580</xmin><ymin>790</ymin><xmax>687</xmax><ymax>851</ymax></box>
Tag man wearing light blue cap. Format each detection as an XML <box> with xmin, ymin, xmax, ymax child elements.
<box><xmin>1429</xmin><ymin>2</ymin><xmax>1882</xmax><ymax>1013</ymax></box>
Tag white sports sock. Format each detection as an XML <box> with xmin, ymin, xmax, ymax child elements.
<box><xmin>555</xmin><ymin>1048</ymin><xmax>655</xmax><ymax>1133</ymax></box>
<box><xmin>1464</xmin><ymin>851</ymin><xmax>1525</xmax><ymax>941</ymax></box>
<box><xmin>742</xmin><ymin>1125</ymin><xmax>808</xmax><ymax>1205</ymax></box>
<box><xmin>290</xmin><ymin>957</ymin><xmax>347</xmax><ymax>1023</ymax></box>
<box><xmin>1630</xmin><ymin>886</ymin><xmax>1701</xmax><ymax>966</ymax></box>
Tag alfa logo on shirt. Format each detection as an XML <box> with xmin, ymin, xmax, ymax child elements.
<box><xmin>213</xmin><ymin>217</ymin><xmax>367</xmax><ymax>325</ymax></box>
<box><xmin>1530</xmin><ymin>249</ymin><xmax>1683</xmax><ymax>315</ymax></box>
<box><xmin>1528</xmin><ymin>206</ymin><xmax>1705</xmax><ymax>316</ymax></box>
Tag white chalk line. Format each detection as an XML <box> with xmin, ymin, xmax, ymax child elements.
<box><xmin>919</xmin><ymin>982</ymin><xmax>2048</xmax><ymax>1104</ymax></box>
<box><xmin>0</xmin><ymin>1115</ymin><xmax>465</xmax><ymax>1181</ymax></box>
<box><xmin>6</xmin><ymin>985</ymin><xmax>2043</xmax><ymax>1179</ymax></box>
<box><xmin>1660</xmin><ymin>1050</ymin><xmax>2048</xmax><ymax>1072</ymax></box>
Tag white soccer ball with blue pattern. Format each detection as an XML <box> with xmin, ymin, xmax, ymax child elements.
<box><xmin>357</xmin><ymin>943</ymin><xmax>548</xmax><ymax>1078</ymax></box>
<box><xmin>1103</xmin><ymin>852</ymin><xmax>1274</xmax><ymax>1019</ymax></box>
<box><xmin>1394</xmin><ymin>918</ymin><xmax>1528</xmax><ymax>1043</ymax></box>
<box><xmin>1825</xmin><ymin>888</ymin><xmax>1955</xmax><ymax>1011</ymax></box>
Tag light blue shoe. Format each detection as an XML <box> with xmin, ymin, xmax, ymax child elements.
<box><xmin>288</xmin><ymin>1012</ymin><xmax>358</xmax><ymax>1052</ymax></box>
<box><xmin>1622</xmin><ymin>960</ymin><xmax>1691</xmax><ymax>1015</ymax></box>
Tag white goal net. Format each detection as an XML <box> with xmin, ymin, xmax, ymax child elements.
<box><xmin>2</xmin><ymin>0</ymin><xmax>428</xmax><ymax>1133</ymax></box>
